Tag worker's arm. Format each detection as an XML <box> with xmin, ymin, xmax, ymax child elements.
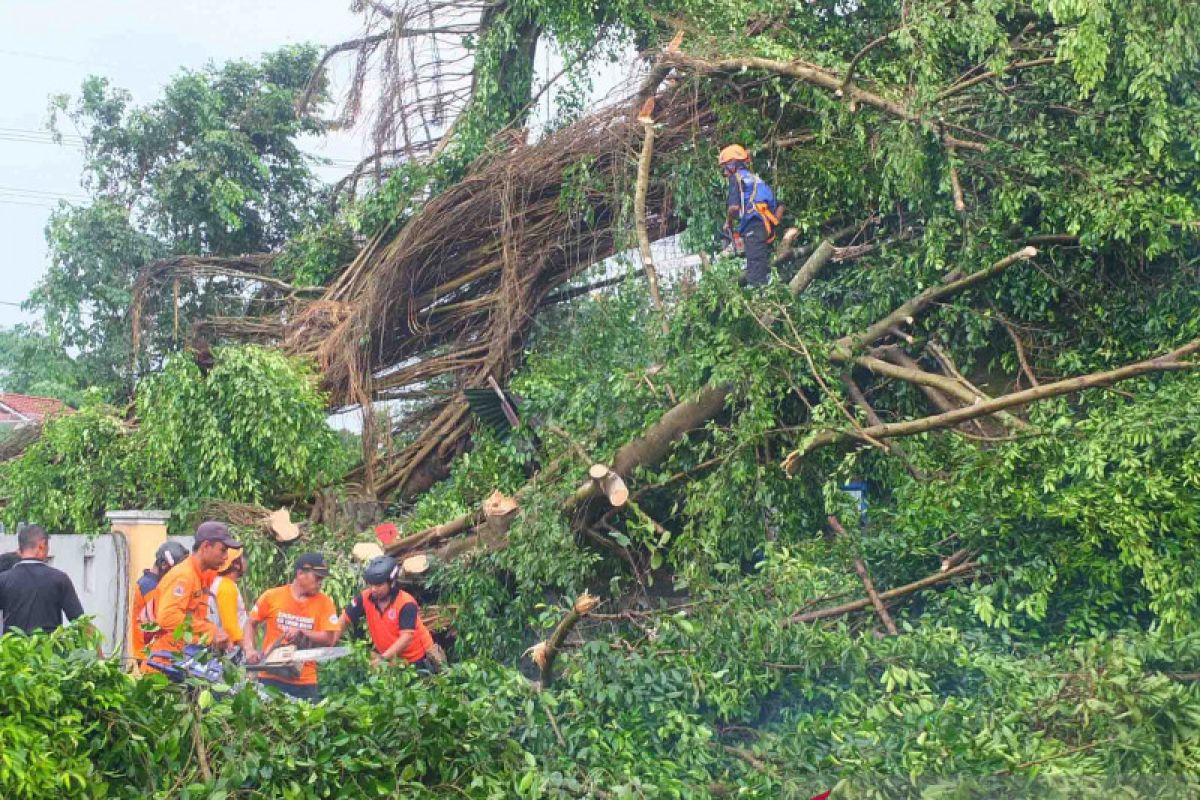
<box><xmin>60</xmin><ymin>574</ymin><xmax>84</xmax><ymax>622</ymax></box>
<box><xmin>301</xmin><ymin>598</ymin><xmax>340</xmax><ymax>647</ymax></box>
<box><xmin>378</xmin><ymin>631</ymin><xmax>415</xmax><ymax>663</ymax></box>
<box><xmin>725</xmin><ymin>174</ymin><xmax>741</xmax><ymax>229</ymax></box>
<box><xmin>301</xmin><ymin>628</ymin><xmax>337</xmax><ymax>647</ymax></box>
<box><xmin>242</xmin><ymin>618</ymin><xmax>261</xmax><ymax>663</ymax></box>
<box><xmin>377</xmin><ymin>602</ymin><xmax>419</xmax><ymax>663</ymax></box>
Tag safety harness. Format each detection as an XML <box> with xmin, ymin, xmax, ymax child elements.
<box><xmin>735</xmin><ymin>167</ymin><xmax>781</xmax><ymax>243</ymax></box>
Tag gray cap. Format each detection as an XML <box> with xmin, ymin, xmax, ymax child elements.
<box><xmin>194</xmin><ymin>520</ymin><xmax>243</xmax><ymax>548</ymax></box>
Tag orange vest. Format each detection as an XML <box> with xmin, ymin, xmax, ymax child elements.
<box><xmin>152</xmin><ymin>555</ymin><xmax>218</xmax><ymax>654</ymax></box>
<box><xmin>362</xmin><ymin>588</ymin><xmax>433</xmax><ymax>664</ymax></box>
<box><xmin>130</xmin><ymin>572</ymin><xmax>156</xmax><ymax>661</ymax></box>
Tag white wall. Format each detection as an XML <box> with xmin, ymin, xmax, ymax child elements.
<box><xmin>0</xmin><ymin>532</ymin><xmax>193</xmax><ymax>658</ymax></box>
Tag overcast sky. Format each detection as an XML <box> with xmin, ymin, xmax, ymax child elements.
<box><xmin>0</xmin><ymin>0</ymin><xmax>373</xmax><ymax>329</ymax></box>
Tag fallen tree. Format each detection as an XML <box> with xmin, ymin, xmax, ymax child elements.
<box><xmin>784</xmin><ymin>338</ymin><xmax>1200</xmax><ymax>473</ymax></box>
<box><xmin>280</xmin><ymin>87</ymin><xmax>714</xmax><ymax>498</ymax></box>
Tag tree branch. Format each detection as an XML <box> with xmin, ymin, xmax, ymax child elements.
<box><xmin>783</xmin><ymin>338</ymin><xmax>1200</xmax><ymax>472</ymax></box>
<box><xmin>828</xmin><ymin>515</ymin><xmax>898</xmax><ymax>635</ymax></box>
<box><xmin>834</xmin><ymin>246</ymin><xmax>1037</xmax><ymax>357</ymax></box>
<box><xmin>635</xmin><ymin>120</ymin><xmax>668</xmax><ymax>331</ymax></box>
<box><xmin>659</xmin><ymin>52</ymin><xmax>987</xmax><ymax>151</ymax></box>
<box><xmin>937</xmin><ymin>58</ymin><xmax>1058</xmax><ymax>103</ymax></box>
<box><xmin>787</xmin><ymin>562</ymin><xmax>977</xmax><ymax>625</ymax></box>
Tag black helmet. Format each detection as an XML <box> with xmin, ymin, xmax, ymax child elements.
<box><xmin>155</xmin><ymin>540</ymin><xmax>189</xmax><ymax>570</ymax></box>
<box><xmin>363</xmin><ymin>555</ymin><xmax>399</xmax><ymax>586</ymax></box>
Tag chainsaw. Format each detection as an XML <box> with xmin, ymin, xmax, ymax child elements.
<box><xmin>719</xmin><ymin>226</ymin><xmax>745</xmax><ymax>258</ymax></box>
<box><xmin>243</xmin><ymin>644</ymin><xmax>352</xmax><ymax>679</ymax></box>
<box><xmin>145</xmin><ymin>643</ymin><xmax>352</xmax><ymax>684</ymax></box>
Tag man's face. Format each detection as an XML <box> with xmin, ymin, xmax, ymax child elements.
<box><xmin>294</xmin><ymin>568</ymin><xmax>325</xmax><ymax>596</ymax></box>
<box><xmin>198</xmin><ymin>541</ymin><xmax>229</xmax><ymax>571</ymax></box>
<box><xmin>367</xmin><ymin>582</ymin><xmax>391</xmax><ymax>602</ymax></box>
<box><xmin>34</xmin><ymin>539</ymin><xmax>50</xmax><ymax>561</ymax></box>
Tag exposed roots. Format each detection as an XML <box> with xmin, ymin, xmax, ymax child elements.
<box><xmin>285</xmin><ymin>87</ymin><xmax>714</xmax><ymax>498</ymax></box>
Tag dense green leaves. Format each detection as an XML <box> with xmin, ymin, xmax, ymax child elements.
<box><xmin>0</xmin><ymin>346</ymin><xmax>344</xmax><ymax>533</ymax></box>
<box><xmin>2</xmin><ymin>46</ymin><xmax>332</xmax><ymax>402</ymax></box>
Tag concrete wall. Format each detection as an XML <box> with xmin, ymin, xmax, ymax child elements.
<box><xmin>0</xmin><ymin>532</ymin><xmax>193</xmax><ymax>658</ymax></box>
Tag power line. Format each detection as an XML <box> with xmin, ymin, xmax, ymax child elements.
<box><xmin>0</xmin><ymin>126</ymin><xmax>85</xmax><ymax>143</ymax></box>
<box><xmin>0</xmin><ymin>47</ymin><xmax>116</xmax><ymax>70</ymax></box>
<box><xmin>0</xmin><ymin>185</ymin><xmax>88</xmax><ymax>201</ymax></box>
<box><xmin>0</xmin><ymin>134</ymin><xmax>85</xmax><ymax>151</ymax></box>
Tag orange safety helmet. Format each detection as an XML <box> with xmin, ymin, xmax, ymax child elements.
<box><xmin>718</xmin><ymin>144</ymin><xmax>750</xmax><ymax>165</ymax></box>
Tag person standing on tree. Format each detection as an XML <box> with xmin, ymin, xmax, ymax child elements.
<box><xmin>720</xmin><ymin>144</ymin><xmax>782</xmax><ymax>287</ymax></box>
<box><xmin>243</xmin><ymin>552</ymin><xmax>339</xmax><ymax>702</ymax></box>
<box><xmin>149</xmin><ymin>521</ymin><xmax>239</xmax><ymax>665</ymax></box>
<box><xmin>0</xmin><ymin>525</ymin><xmax>85</xmax><ymax>635</ymax></box>
<box><xmin>207</xmin><ymin>546</ymin><xmax>248</xmax><ymax>647</ymax></box>
<box><xmin>337</xmin><ymin>556</ymin><xmax>438</xmax><ymax>673</ymax></box>
<box><xmin>131</xmin><ymin>540</ymin><xmax>189</xmax><ymax>663</ymax></box>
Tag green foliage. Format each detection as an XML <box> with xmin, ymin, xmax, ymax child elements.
<box><xmin>0</xmin><ymin>392</ymin><xmax>139</xmax><ymax>534</ymax></box>
<box><xmin>136</xmin><ymin>345</ymin><xmax>343</xmax><ymax>506</ymax></box>
<box><xmin>7</xmin><ymin>1</ymin><xmax>1200</xmax><ymax>794</ymax></box>
<box><xmin>0</xmin><ymin>323</ymin><xmax>89</xmax><ymax>406</ymax></box>
<box><xmin>0</xmin><ymin>346</ymin><xmax>343</xmax><ymax>533</ymax></box>
<box><xmin>17</xmin><ymin>46</ymin><xmax>332</xmax><ymax>400</ymax></box>
<box><xmin>271</xmin><ymin>218</ymin><xmax>358</xmax><ymax>287</ymax></box>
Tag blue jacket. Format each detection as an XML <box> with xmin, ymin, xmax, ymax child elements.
<box><xmin>727</xmin><ymin>167</ymin><xmax>779</xmax><ymax>234</ymax></box>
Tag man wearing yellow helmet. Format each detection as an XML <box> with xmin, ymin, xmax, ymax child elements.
<box><xmin>720</xmin><ymin>144</ymin><xmax>782</xmax><ymax>286</ymax></box>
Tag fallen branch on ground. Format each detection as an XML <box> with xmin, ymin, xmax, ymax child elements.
<box><xmin>525</xmin><ymin>592</ymin><xmax>601</xmax><ymax>689</ymax></box>
<box><xmin>783</xmin><ymin>337</ymin><xmax>1200</xmax><ymax>472</ymax></box>
<box><xmin>786</xmin><ymin>561</ymin><xmax>978</xmax><ymax>625</ymax></box>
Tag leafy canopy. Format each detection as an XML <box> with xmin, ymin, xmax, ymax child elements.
<box><xmin>0</xmin><ymin>346</ymin><xmax>345</xmax><ymax>533</ymax></box>
<box><xmin>2</xmin><ymin>45</ymin><xmax>332</xmax><ymax>402</ymax></box>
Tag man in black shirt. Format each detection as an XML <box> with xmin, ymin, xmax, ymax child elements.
<box><xmin>0</xmin><ymin>525</ymin><xmax>85</xmax><ymax>634</ymax></box>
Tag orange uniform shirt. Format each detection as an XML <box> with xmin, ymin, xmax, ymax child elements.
<box><xmin>130</xmin><ymin>570</ymin><xmax>158</xmax><ymax>661</ymax></box>
<box><xmin>248</xmin><ymin>586</ymin><xmax>339</xmax><ymax>686</ymax></box>
<box><xmin>153</xmin><ymin>555</ymin><xmax>219</xmax><ymax>653</ymax></box>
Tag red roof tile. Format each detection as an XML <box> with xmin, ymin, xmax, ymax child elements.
<box><xmin>0</xmin><ymin>394</ymin><xmax>73</xmax><ymax>422</ymax></box>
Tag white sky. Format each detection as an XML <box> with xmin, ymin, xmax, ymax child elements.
<box><xmin>0</xmin><ymin>2</ymin><xmax>640</xmax><ymax>332</ymax></box>
<box><xmin>0</xmin><ymin>0</ymin><xmax>373</xmax><ymax>328</ymax></box>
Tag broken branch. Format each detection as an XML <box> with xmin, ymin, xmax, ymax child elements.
<box><xmin>828</xmin><ymin>515</ymin><xmax>898</xmax><ymax>635</ymax></box>
<box><xmin>787</xmin><ymin>561</ymin><xmax>977</xmax><ymax>625</ymax></box>
<box><xmin>526</xmin><ymin>592</ymin><xmax>601</xmax><ymax>688</ymax></box>
<box><xmin>784</xmin><ymin>337</ymin><xmax>1200</xmax><ymax>472</ymax></box>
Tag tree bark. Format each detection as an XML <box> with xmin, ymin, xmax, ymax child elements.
<box><xmin>787</xmin><ymin>561</ymin><xmax>977</xmax><ymax>625</ymax></box>
<box><xmin>783</xmin><ymin>338</ymin><xmax>1200</xmax><ymax>472</ymax></box>
<box><xmin>828</xmin><ymin>515</ymin><xmax>898</xmax><ymax>635</ymax></box>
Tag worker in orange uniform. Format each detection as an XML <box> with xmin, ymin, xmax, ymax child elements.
<box><xmin>207</xmin><ymin>546</ymin><xmax>248</xmax><ymax>645</ymax></box>
<box><xmin>130</xmin><ymin>540</ymin><xmax>189</xmax><ymax>664</ymax></box>
<box><xmin>150</xmin><ymin>521</ymin><xmax>241</xmax><ymax>662</ymax></box>
<box><xmin>243</xmin><ymin>552</ymin><xmax>340</xmax><ymax>702</ymax></box>
<box><xmin>338</xmin><ymin>556</ymin><xmax>438</xmax><ymax>673</ymax></box>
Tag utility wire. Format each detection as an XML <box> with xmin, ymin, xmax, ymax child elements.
<box><xmin>0</xmin><ymin>185</ymin><xmax>88</xmax><ymax>200</ymax></box>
